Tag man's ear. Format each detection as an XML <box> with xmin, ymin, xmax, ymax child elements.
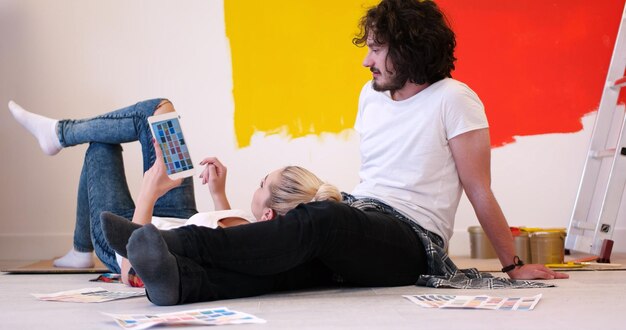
<box><xmin>260</xmin><ymin>208</ymin><xmax>276</xmax><ymax>221</ymax></box>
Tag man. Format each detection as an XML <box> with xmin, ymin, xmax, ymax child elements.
<box><xmin>103</xmin><ymin>0</ymin><xmax>566</xmax><ymax>306</ymax></box>
<box><xmin>350</xmin><ymin>0</ymin><xmax>567</xmax><ymax>281</ymax></box>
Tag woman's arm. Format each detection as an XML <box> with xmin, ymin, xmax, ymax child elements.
<box><xmin>199</xmin><ymin>157</ymin><xmax>231</xmax><ymax>210</ymax></box>
<box><xmin>449</xmin><ymin>128</ymin><xmax>568</xmax><ymax>280</ymax></box>
<box><xmin>121</xmin><ymin>139</ymin><xmax>183</xmax><ymax>285</ymax></box>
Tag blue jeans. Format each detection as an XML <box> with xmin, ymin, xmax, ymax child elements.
<box><xmin>58</xmin><ymin>99</ymin><xmax>198</xmax><ymax>272</ymax></box>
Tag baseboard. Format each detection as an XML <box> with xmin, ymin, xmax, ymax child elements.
<box><xmin>0</xmin><ymin>233</ymin><xmax>72</xmax><ymax>260</ymax></box>
<box><xmin>448</xmin><ymin>228</ymin><xmax>626</xmax><ymax>257</ymax></box>
<box><xmin>1</xmin><ymin>229</ymin><xmax>624</xmax><ymax>261</ymax></box>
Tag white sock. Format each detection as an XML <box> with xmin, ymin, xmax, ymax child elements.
<box><xmin>8</xmin><ymin>100</ymin><xmax>62</xmax><ymax>156</ymax></box>
<box><xmin>53</xmin><ymin>248</ymin><xmax>95</xmax><ymax>268</ymax></box>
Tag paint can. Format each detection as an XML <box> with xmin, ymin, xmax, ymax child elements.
<box><xmin>512</xmin><ymin>231</ymin><xmax>531</xmax><ymax>264</ymax></box>
<box><xmin>468</xmin><ymin>226</ymin><xmax>497</xmax><ymax>259</ymax></box>
<box><xmin>530</xmin><ymin>231</ymin><xmax>565</xmax><ymax>264</ymax></box>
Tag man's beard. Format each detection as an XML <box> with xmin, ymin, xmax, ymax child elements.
<box><xmin>371</xmin><ymin>68</ymin><xmax>406</xmax><ymax>92</ymax></box>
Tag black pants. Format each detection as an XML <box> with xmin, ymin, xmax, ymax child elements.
<box><xmin>172</xmin><ymin>201</ymin><xmax>427</xmax><ymax>303</ymax></box>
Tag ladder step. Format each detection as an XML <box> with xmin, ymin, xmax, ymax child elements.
<box><xmin>590</xmin><ymin>148</ymin><xmax>616</xmax><ymax>158</ymax></box>
<box><xmin>572</xmin><ymin>221</ymin><xmax>597</xmax><ymax>231</ymax></box>
<box><xmin>613</xmin><ymin>76</ymin><xmax>626</xmax><ymax>89</ymax></box>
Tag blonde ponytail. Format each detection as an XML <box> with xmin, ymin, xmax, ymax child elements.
<box><xmin>267</xmin><ymin>166</ymin><xmax>342</xmax><ymax>216</ymax></box>
<box><xmin>312</xmin><ymin>183</ymin><xmax>342</xmax><ymax>203</ymax></box>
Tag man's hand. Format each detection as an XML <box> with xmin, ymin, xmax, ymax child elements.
<box><xmin>507</xmin><ymin>264</ymin><xmax>569</xmax><ymax>280</ymax></box>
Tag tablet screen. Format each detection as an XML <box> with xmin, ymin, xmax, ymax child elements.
<box><xmin>150</xmin><ymin>118</ymin><xmax>193</xmax><ymax>176</ymax></box>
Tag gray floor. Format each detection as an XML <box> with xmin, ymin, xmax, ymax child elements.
<box><xmin>1</xmin><ymin>258</ymin><xmax>625</xmax><ymax>330</ymax></box>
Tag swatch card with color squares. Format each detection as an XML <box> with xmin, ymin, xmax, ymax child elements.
<box><xmin>103</xmin><ymin>307</ymin><xmax>266</xmax><ymax>329</ymax></box>
<box><xmin>152</xmin><ymin>119</ymin><xmax>193</xmax><ymax>175</ymax></box>
<box><xmin>403</xmin><ymin>294</ymin><xmax>542</xmax><ymax>311</ymax></box>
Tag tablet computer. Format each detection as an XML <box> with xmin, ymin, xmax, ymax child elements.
<box><xmin>147</xmin><ymin>112</ymin><xmax>195</xmax><ymax>179</ymax></box>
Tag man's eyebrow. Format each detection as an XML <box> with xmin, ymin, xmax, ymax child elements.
<box><xmin>366</xmin><ymin>39</ymin><xmax>383</xmax><ymax>47</ymax></box>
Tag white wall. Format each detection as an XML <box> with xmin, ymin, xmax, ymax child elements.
<box><xmin>0</xmin><ymin>0</ymin><xmax>623</xmax><ymax>260</ymax></box>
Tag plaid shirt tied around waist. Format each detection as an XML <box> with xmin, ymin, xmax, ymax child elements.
<box><xmin>341</xmin><ymin>193</ymin><xmax>555</xmax><ymax>289</ymax></box>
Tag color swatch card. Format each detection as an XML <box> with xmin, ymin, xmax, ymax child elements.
<box><xmin>103</xmin><ymin>307</ymin><xmax>266</xmax><ymax>329</ymax></box>
<box><xmin>32</xmin><ymin>287</ymin><xmax>145</xmax><ymax>303</ymax></box>
<box><xmin>403</xmin><ymin>293</ymin><xmax>541</xmax><ymax>311</ymax></box>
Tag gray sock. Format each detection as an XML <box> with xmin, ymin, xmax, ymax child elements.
<box><xmin>100</xmin><ymin>212</ymin><xmax>141</xmax><ymax>258</ymax></box>
<box><xmin>127</xmin><ymin>223</ymin><xmax>180</xmax><ymax>306</ymax></box>
<box><xmin>100</xmin><ymin>211</ymin><xmax>184</xmax><ymax>258</ymax></box>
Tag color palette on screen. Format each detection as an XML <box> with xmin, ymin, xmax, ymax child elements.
<box><xmin>151</xmin><ymin>118</ymin><xmax>193</xmax><ymax>175</ymax></box>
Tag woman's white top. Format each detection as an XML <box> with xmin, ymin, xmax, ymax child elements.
<box><xmin>115</xmin><ymin>209</ymin><xmax>256</xmax><ymax>269</ymax></box>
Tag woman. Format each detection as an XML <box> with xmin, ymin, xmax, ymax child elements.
<box><xmin>8</xmin><ymin>99</ymin><xmax>342</xmax><ymax>282</ymax></box>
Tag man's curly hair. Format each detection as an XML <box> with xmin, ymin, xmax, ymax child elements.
<box><xmin>353</xmin><ymin>0</ymin><xmax>456</xmax><ymax>85</ymax></box>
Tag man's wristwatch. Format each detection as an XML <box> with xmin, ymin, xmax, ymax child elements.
<box><xmin>501</xmin><ymin>256</ymin><xmax>524</xmax><ymax>273</ymax></box>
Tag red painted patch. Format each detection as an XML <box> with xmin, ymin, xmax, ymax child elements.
<box><xmin>437</xmin><ymin>0</ymin><xmax>625</xmax><ymax>147</ymax></box>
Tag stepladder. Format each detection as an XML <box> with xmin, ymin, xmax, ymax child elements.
<box><xmin>565</xmin><ymin>2</ymin><xmax>626</xmax><ymax>259</ymax></box>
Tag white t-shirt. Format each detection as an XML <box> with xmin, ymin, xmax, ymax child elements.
<box><xmin>351</xmin><ymin>78</ymin><xmax>488</xmax><ymax>246</ymax></box>
<box><xmin>116</xmin><ymin>209</ymin><xmax>256</xmax><ymax>269</ymax></box>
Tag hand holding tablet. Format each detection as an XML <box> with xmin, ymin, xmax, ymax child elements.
<box><xmin>147</xmin><ymin>112</ymin><xmax>195</xmax><ymax>179</ymax></box>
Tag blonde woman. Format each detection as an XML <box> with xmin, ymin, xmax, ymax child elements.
<box><xmin>109</xmin><ymin>137</ymin><xmax>343</xmax><ymax>286</ymax></box>
<box><xmin>8</xmin><ymin>99</ymin><xmax>342</xmax><ymax>284</ymax></box>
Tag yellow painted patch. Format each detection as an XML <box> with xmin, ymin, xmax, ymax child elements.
<box><xmin>224</xmin><ymin>0</ymin><xmax>378</xmax><ymax>147</ymax></box>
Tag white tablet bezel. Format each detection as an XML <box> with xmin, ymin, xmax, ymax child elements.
<box><xmin>147</xmin><ymin>111</ymin><xmax>195</xmax><ymax>180</ymax></box>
